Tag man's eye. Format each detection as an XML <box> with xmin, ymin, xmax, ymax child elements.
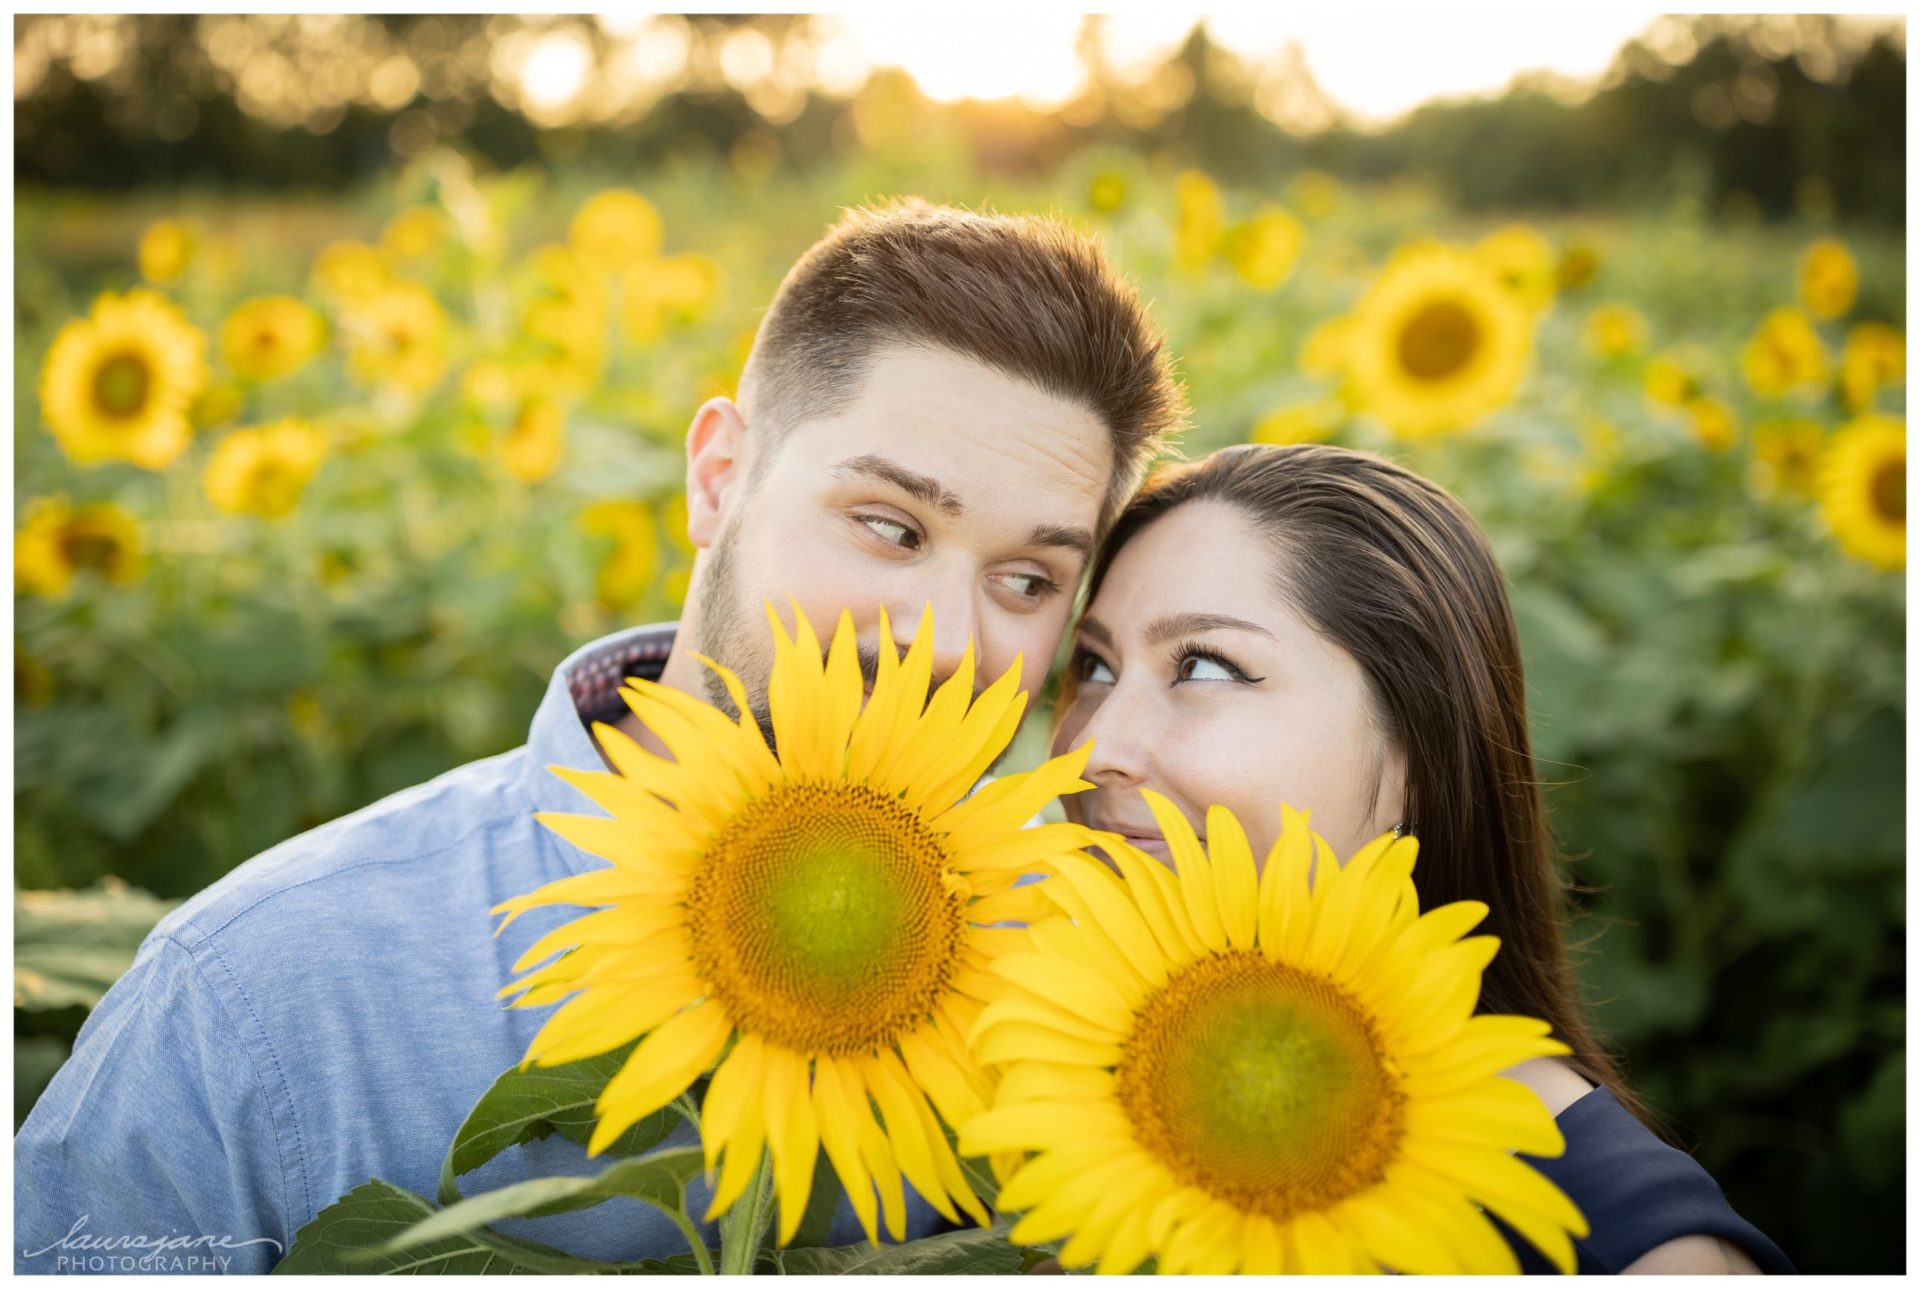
<box><xmin>859</xmin><ymin>515</ymin><xmax>920</xmax><ymax>550</ymax></box>
<box><xmin>998</xmin><ymin>571</ymin><xmax>1059</xmax><ymax>602</ymax></box>
<box><xmin>1074</xmin><ymin>648</ymin><xmax>1115</xmax><ymax>685</ymax></box>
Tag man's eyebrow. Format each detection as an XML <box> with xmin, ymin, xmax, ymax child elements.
<box><xmin>1027</xmin><ymin>523</ymin><xmax>1094</xmax><ymax>556</ymax></box>
<box><xmin>1143</xmin><ymin>612</ymin><xmax>1276</xmax><ymax>647</ymax></box>
<box><xmin>830</xmin><ymin>454</ymin><xmax>963</xmax><ymax>516</ymax></box>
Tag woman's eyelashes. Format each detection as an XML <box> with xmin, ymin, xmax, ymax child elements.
<box><xmin>1171</xmin><ymin>642</ymin><xmax>1265</xmax><ymax>685</ymax></box>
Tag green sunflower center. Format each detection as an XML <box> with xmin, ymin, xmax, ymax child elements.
<box><xmin>1116</xmin><ymin>950</ymin><xmax>1405</xmax><ymax>1221</ymax></box>
<box><xmin>1869</xmin><ymin>457</ymin><xmax>1905</xmax><ymax>524</ymax></box>
<box><xmin>1397</xmin><ymin>299</ymin><xmax>1482</xmax><ymax>382</ymax></box>
<box><xmin>92</xmin><ymin>352</ymin><xmax>152</xmax><ymax>419</ymax></box>
<box><xmin>686</xmin><ymin>779</ymin><xmax>967</xmax><ymax>1056</ymax></box>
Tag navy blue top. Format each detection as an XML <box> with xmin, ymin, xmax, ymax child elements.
<box><xmin>1497</xmin><ymin>1087</ymin><xmax>1796</xmax><ymax>1274</ymax></box>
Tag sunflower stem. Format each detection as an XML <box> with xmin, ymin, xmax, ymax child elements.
<box><xmin>717</xmin><ymin>1150</ymin><xmax>774</xmax><ymax>1276</ymax></box>
<box><xmin>667</xmin><ymin>1206</ymin><xmax>717</xmax><ymax>1276</ymax></box>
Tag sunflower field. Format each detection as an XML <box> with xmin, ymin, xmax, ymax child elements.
<box><xmin>13</xmin><ymin>117</ymin><xmax>1905</xmax><ymax>1272</ymax></box>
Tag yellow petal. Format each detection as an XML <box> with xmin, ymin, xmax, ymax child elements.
<box><xmin>861</xmin><ymin>1049</ymin><xmax>960</xmax><ymax>1224</ymax></box>
<box><xmin>811</xmin><ymin>1055</ymin><xmax>880</xmax><ymax>1244</ymax></box>
<box><xmin>1140</xmin><ymin>790</ymin><xmax>1225</xmax><ymax>950</ymax></box>
<box><xmin>989</xmin><ymin>951</ymin><xmax>1137</xmax><ymax>1034</ymax></box>
<box><xmin>1203</xmin><ymin>804</ymin><xmax>1259</xmax><ymax>950</ymax></box>
<box><xmin>698</xmin><ymin>1032</ymin><xmax>766</xmax><ymax>1169</ymax></box>
<box><xmin>588</xmin><ymin>1001</ymin><xmax>731</xmax><ymax>1153</ymax></box>
<box><xmin>761</xmin><ymin>1046</ymin><xmax>822</xmax><ymax>1245</ymax></box>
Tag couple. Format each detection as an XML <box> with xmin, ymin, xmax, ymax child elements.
<box><xmin>16</xmin><ymin>202</ymin><xmax>1789</xmax><ymax>1275</ymax></box>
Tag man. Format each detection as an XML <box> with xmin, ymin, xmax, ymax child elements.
<box><xmin>14</xmin><ymin>199</ymin><xmax>1186</xmax><ymax>1273</ymax></box>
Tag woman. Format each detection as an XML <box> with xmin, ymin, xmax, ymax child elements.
<box><xmin>1049</xmin><ymin>442</ymin><xmax>1792</xmax><ymax>1275</ymax></box>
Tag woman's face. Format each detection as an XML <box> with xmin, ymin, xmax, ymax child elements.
<box><xmin>1053</xmin><ymin>500</ymin><xmax>1406</xmax><ymax>866</ymax></box>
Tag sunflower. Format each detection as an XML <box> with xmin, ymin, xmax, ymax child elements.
<box><xmin>1345</xmin><ymin>245</ymin><xmax>1533</xmax><ymax>439</ymax></box>
<box><xmin>220</xmin><ymin>295</ymin><xmax>326</xmax><ymax>382</ymax></box>
<box><xmin>203</xmin><ymin>417</ymin><xmax>329</xmax><ymax>519</ymax></box>
<box><xmin>1641</xmin><ymin>349</ymin><xmax>1705</xmax><ymax>407</ymax></box>
<box><xmin>1740</xmin><ymin>307</ymin><xmax>1828</xmax><ymax>398</ymax></box>
<box><xmin>1685</xmin><ymin>396</ymin><xmax>1738</xmax><ymax>453</ymax></box>
<box><xmin>960</xmin><ymin>795</ymin><xmax>1587</xmax><ymax>1275</ymax></box>
<box><xmin>1250</xmin><ymin>397</ymin><xmax>1343</xmax><ymax>447</ymax></box>
<box><xmin>14</xmin><ymin>495</ymin><xmax>145</xmax><ymax>598</ymax></box>
<box><xmin>570</xmin><ymin>188</ymin><xmax>664</xmax><ymax>270</ymax></box>
<box><xmin>381</xmin><ymin>205</ymin><xmax>449</xmax><ymax>262</ymax></box>
<box><xmin>39</xmin><ymin>289</ymin><xmax>208</xmax><ymax>470</ymax></box>
<box><xmin>1798</xmin><ymin>238</ymin><xmax>1858</xmax><ymax>321</ymax></box>
<box><xmin>138</xmin><ymin>218</ymin><xmax>194</xmax><ymax>285</ymax></box>
<box><xmin>1818</xmin><ymin>414</ymin><xmax>1905</xmax><ymax>570</ymax></box>
<box><xmin>1582</xmin><ymin>303</ymin><xmax>1647</xmax><ymax>359</ymax></box>
<box><xmin>1748</xmin><ymin>418</ymin><xmax>1826</xmax><ymax>499</ymax></box>
<box><xmin>621</xmin><ymin>253</ymin><xmax>722</xmax><ymax>345</ymax></box>
<box><xmin>310</xmin><ymin>239</ymin><xmax>390</xmax><ymax>303</ymax></box>
<box><xmin>1087</xmin><ymin>169</ymin><xmax>1127</xmax><ymax>214</ymax></box>
<box><xmin>1474</xmin><ymin>224</ymin><xmax>1557</xmax><ymax>312</ymax></box>
<box><xmin>1221</xmin><ymin>207</ymin><xmax>1304</xmax><ymax>292</ymax></box>
<box><xmin>492</xmin><ymin>605</ymin><xmax>1093</xmax><ymax>1247</ymax></box>
<box><xmin>500</xmin><ymin>397</ymin><xmax>566</xmax><ymax>484</ymax></box>
<box><xmin>1172</xmin><ymin>170</ymin><xmax>1224</xmax><ymax>274</ymax></box>
<box><xmin>342</xmin><ymin>281</ymin><xmax>446</xmax><ymax>393</ymax></box>
<box><xmin>1555</xmin><ymin>241</ymin><xmax>1600</xmax><ymax>292</ymax></box>
<box><xmin>1840</xmin><ymin>322</ymin><xmax>1905</xmax><ymax>412</ymax></box>
<box><xmin>1297</xmin><ymin>316</ymin><xmax>1352</xmax><ymax>380</ymax></box>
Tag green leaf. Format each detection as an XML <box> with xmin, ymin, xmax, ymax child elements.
<box><xmin>764</xmin><ymin>1222</ymin><xmax>1024</xmax><ymax>1274</ymax></box>
<box><xmin>274</xmin><ymin>1178</ymin><xmax>649</xmax><ymax>1275</ymax></box>
<box><xmin>14</xmin><ymin>879</ymin><xmax>179</xmax><ymax>1011</ymax></box>
<box><xmin>15</xmin><ymin>1035</ymin><xmax>69</xmax><ymax>1130</ymax></box>
<box><xmin>93</xmin><ymin>708</ymin><xmax>228</xmax><ymax>841</ymax></box>
<box><xmin>437</xmin><ymin>1042</ymin><xmax>689</xmax><ymax>1205</ymax></box>
<box><xmin>388</xmin><ymin>1148</ymin><xmax>707</xmax><ymax>1255</ymax></box>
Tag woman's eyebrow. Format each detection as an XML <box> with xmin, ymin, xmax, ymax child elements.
<box><xmin>1142</xmin><ymin>612</ymin><xmax>1276</xmax><ymax>647</ymax></box>
<box><xmin>830</xmin><ymin>454</ymin><xmax>963</xmax><ymax>516</ymax></box>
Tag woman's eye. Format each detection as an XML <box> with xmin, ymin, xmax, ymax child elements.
<box><xmin>859</xmin><ymin>515</ymin><xmax>920</xmax><ymax>550</ymax></box>
<box><xmin>1176</xmin><ymin>653</ymin><xmax>1237</xmax><ymax>682</ymax></box>
<box><xmin>1075</xmin><ymin>649</ymin><xmax>1115</xmax><ymax>684</ymax></box>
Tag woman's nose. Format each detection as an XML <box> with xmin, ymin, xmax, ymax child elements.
<box><xmin>1073</xmin><ymin>682</ymin><xmax>1154</xmax><ymax>789</ymax></box>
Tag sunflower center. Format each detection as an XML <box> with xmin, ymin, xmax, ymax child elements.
<box><xmin>1396</xmin><ymin>300</ymin><xmax>1481</xmax><ymax>382</ymax></box>
<box><xmin>1870</xmin><ymin>457</ymin><xmax>1906</xmax><ymax>523</ymax></box>
<box><xmin>1116</xmin><ymin>950</ymin><xmax>1405</xmax><ymax>1221</ymax></box>
<box><xmin>686</xmin><ymin>779</ymin><xmax>967</xmax><ymax>1056</ymax></box>
<box><xmin>92</xmin><ymin>352</ymin><xmax>152</xmax><ymax>418</ymax></box>
<box><xmin>57</xmin><ymin>527</ymin><xmax>125</xmax><ymax>574</ymax></box>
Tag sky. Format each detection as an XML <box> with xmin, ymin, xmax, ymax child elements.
<box><xmin>829</xmin><ymin>11</ymin><xmax>1671</xmax><ymax>126</ymax></box>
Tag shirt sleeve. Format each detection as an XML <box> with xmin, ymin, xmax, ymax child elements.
<box><xmin>14</xmin><ymin>934</ymin><xmax>297</xmax><ymax>1275</ymax></box>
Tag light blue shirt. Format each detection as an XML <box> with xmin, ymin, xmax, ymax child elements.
<box><xmin>14</xmin><ymin>621</ymin><xmax>947</xmax><ymax>1274</ymax></box>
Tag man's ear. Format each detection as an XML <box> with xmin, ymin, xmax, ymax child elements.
<box><xmin>683</xmin><ymin>397</ymin><xmax>750</xmax><ymax>551</ymax></box>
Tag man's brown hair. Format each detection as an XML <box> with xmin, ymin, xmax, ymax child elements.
<box><xmin>737</xmin><ymin>199</ymin><xmax>1187</xmax><ymax>528</ymax></box>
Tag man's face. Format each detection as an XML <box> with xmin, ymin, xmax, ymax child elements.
<box><xmin>690</xmin><ymin>345</ymin><xmax>1113</xmax><ymax>734</ymax></box>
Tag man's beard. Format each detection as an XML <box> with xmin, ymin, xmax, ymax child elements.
<box><xmin>689</xmin><ymin>522</ymin><xmax>1014</xmax><ymax>776</ymax></box>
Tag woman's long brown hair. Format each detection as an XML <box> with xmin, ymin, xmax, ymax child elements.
<box><xmin>1073</xmin><ymin>442</ymin><xmax>1652</xmax><ymax>1126</ymax></box>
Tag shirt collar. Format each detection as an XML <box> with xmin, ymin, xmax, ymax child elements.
<box><xmin>524</xmin><ymin>619</ymin><xmax>679</xmax><ymax>816</ymax></box>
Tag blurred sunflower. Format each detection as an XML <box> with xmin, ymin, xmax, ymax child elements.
<box><xmin>1748</xmin><ymin>418</ymin><xmax>1826</xmax><ymax>500</ymax></box>
<box><xmin>1554</xmin><ymin>240</ymin><xmax>1601</xmax><ymax>291</ymax></box>
<box><xmin>39</xmin><ymin>289</ymin><xmax>207</xmax><ymax>470</ymax></box>
<box><xmin>381</xmin><ymin>205</ymin><xmax>449</xmax><ymax>262</ymax></box>
<box><xmin>343</xmin><ymin>281</ymin><xmax>447</xmax><ymax>393</ymax></box>
<box><xmin>1345</xmin><ymin>245</ymin><xmax>1532</xmax><ymax>439</ymax></box>
<box><xmin>220</xmin><ymin>295</ymin><xmax>326</xmax><ymax>382</ymax></box>
<box><xmin>310</xmin><ymin>239</ymin><xmax>390</xmax><ymax>303</ymax></box>
<box><xmin>1474</xmin><ymin>224</ymin><xmax>1557</xmax><ymax>312</ymax></box>
<box><xmin>1220</xmin><ymin>207</ymin><xmax>1304</xmax><ymax>292</ymax></box>
<box><xmin>580</xmin><ymin>499</ymin><xmax>659</xmax><ymax>608</ymax></box>
<box><xmin>1297</xmin><ymin>316</ymin><xmax>1352</xmax><ymax>380</ymax></box>
<box><xmin>14</xmin><ymin>495</ymin><xmax>145</xmax><ymax>598</ymax></box>
<box><xmin>1088</xmin><ymin>169</ymin><xmax>1128</xmax><ymax>214</ymax></box>
<box><xmin>203</xmin><ymin>417</ymin><xmax>329</xmax><ymax>519</ymax></box>
<box><xmin>137</xmin><ymin>218</ymin><xmax>195</xmax><ymax>285</ymax></box>
<box><xmin>1642</xmin><ymin>349</ymin><xmax>1705</xmax><ymax>407</ymax></box>
<box><xmin>1582</xmin><ymin>304</ymin><xmax>1647</xmax><ymax>359</ymax></box>
<box><xmin>960</xmin><ymin>796</ymin><xmax>1587</xmax><ymax>1275</ymax></box>
<box><xmin>1818</xmin><ymin>414</ymin><xmax>1905</xmax><ymax>570</ymax></box>
<box><xmin>493</xmin><ymin>605</ymin><xmax>1093</xmax><ymax>1246</ymax></box>
<box><xmin>1172</xmin><ymin>171</ymin><xmax>1224</xmax><ymax>274</ymax></box>
<box><xmin>621</xmin><ymin>253</ymin><xmax>722</xmax><ymax>345</ymax></box>
<box><xmin>1798</xmin><ymin>239</ymin><xmax>1858</xmax><ymax>321</ymax></box>
<box><xmin>1740</xmin><ymin>307</ymin><xmax>1828</xmax><ymax>398</ymax></box>
<box><xmin>1250</xmin><ymin>396</ymin><xmax>1344</xmax><ymax>446</ymax></box>
<box><xmin>499</xmin><ymin>397</ymin><xmax>566</xmax><ymax>484</ymax></box>
<box><xmin>1839</xmin><ymin>322</ymin><xmax>1905</xmax><ymax>412</ymax></box>
<box><xmin>1686</xmin><ymin>396</ymin><xmax>1738</xmax><ymax>453</ymax></box>
<box><xmin>1285</xmin><ymin>169</ymin><xmax>1344</xmax><ymax>220</ymax></box>
<box><xmin>570</xmin><ymin>188</ymin><xmax>664</xmax><ymax>270</ymax></box>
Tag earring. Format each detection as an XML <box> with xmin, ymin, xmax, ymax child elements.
<box><xmin>1391</xmin><ymin>822</ymin><xmax>1408</xmax><ymax>839</ymax></box>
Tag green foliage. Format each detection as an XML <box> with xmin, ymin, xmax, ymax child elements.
<box><xmin>14</xmin><ymin>878</ymin><xmax>178</xmax><ymax>1011</ymax></box>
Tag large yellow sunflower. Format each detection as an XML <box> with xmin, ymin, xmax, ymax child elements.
<box><xmin>1740</xmin><ymin>307</ymin><xmax>1828</xmax><ymax>398</ymax></box>
<box><xmin>342</xmin><ymin>281</ymin><xmax>447</xmax><ymax>393</ymax></box>
<box><xmin>1345</xmin><ymin>244</ymin><xmax>1533</xmax><ymax>439</ymax></box>
<box><xmin>1818</xmin><ymin>414</ymin><xmax>1905</xmax><ymax>570</ymax></box>
<box><xmin>14</xmin><ymin>495</ymin><xmax>144</xmax><ymax>598</ymax></box>
<box><xmin>221</xmin><ymin>295</ymin><xmax>326</xmax><ymax>382</ymax></box>
<box><xmin>492</xmin><ymin>604</ymin><xmax>1093</xmax><ymax>1247</ymax></box>
<box><xmin>203</xmin><ymin>417</ymin><xmax>329</xmax><ymax>519</ymax></box>
<box><xmin>39</xmin><ymin>289</ymin><xmax>208</xmax><ymax>469</ymax></box>
<box><xmin>1474</xmin><ymin>223</ymin><xmax>1557</xmax><ymax>313</ymax></box>
<box><xmin>960</xmin><ymin>793</ymin><xmax>1588</xmax><ymax>1275</ymax></box>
